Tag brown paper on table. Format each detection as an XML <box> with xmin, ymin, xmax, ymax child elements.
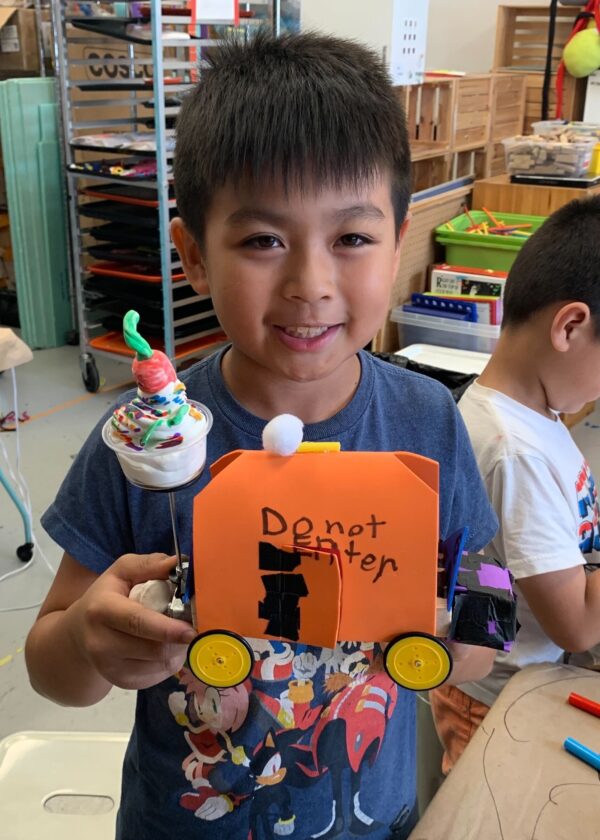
<box><xmin>409</xmin><ymin>663</ymin><xmax>600</xmax><ymax>840</ymax></box>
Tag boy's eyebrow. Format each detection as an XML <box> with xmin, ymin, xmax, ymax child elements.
<box><xmin>333</xmin><ymin>203</ymin><xmax>386</xmax><ymax>223</ymax></box>
<box><xmin>226</xmin><ymin>203</ymin><xmax>386</xmax><ymax>227</ymax></box>
<box><xmin>226</xmin><ymin>208</ymin><xmax>288</xmax><ymax>227</ymax></box>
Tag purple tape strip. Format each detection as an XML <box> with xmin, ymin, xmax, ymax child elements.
<box><xmin>477</xmin><ymin>564</ymin><xmax>511</xmax><ymax>590</ymax></box>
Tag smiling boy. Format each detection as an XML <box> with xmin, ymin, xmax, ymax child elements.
<box><xmin>26</xmin><ymin>32</ymin><xmax>498</xmax><ymax>839</ymax></box>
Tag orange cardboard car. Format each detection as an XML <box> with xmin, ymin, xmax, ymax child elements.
<box><xmin>182</xmin><ymin>443</ymin><xmax>516</xmax><ymax>692</ymax></box>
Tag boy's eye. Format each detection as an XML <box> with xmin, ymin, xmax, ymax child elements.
<box><xmin>338</xmin><ymin>233</ymin><xmax>373</xmax><ymax>247</ymax></box>
<box><xmin>244</xmin><ymin>235</ymin><xmax>282</xmax><ymax>249</ymax></box>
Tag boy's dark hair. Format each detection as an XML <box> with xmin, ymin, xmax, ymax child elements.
<box><xmin>174</xmin><ymin>30</ymin><xmax>411</xmax><ymax>244</ymax></box>
<box><xmin>503</xmin><ymin>196</ymin><xmax>600</xmax><ymax>333</ymax></box>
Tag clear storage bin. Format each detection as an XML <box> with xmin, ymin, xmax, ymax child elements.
<box><xmin>503</xmin><ymin>134</ymin><xmax>596</xmax><ymax>178</ymax></box>
<box><xmin>531</xmin><ymin>120</ymin><xmax>600</xmax><ymax>139</ymax></box>
<box><xmin>390</xmin><ymin>308</ymin><xmax>500</xmax><ymax>354</ymax></box>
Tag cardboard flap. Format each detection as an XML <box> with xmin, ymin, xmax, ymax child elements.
<box><xmin>394</xmin><ymin>452</ymin><xmax>439</xmax><ymax>493</ymax></box>
<box><xmin>0</xmin><ymin>8</ymin><xmax>16</xmax><ymax>31</ymax></box>
<box><xmin>210</xmin><ymin>449</ymin><xmax>243</xmax><ymax>478</ymax></box>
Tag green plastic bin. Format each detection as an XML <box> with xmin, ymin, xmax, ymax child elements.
<box><xmin>435</xmin><ymin>211</ymin><xmax>547</xmax><ymax>272</ymax></box>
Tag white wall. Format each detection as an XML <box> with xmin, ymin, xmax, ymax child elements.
<box><xmin>302</xmin><ymin>0</ymin><xmax>554</xmax><ymax>75</ymax></box>
<box><xmin>426</xmin><ymin>0</ymin><xmax>550</xmax><ymax>73</ymax></box>
<box><xmin>301</xmin><ymin>0</ymin><xmax>395</xmax><ymax>57</ymax></box>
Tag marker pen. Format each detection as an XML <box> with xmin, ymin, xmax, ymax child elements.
<box><xmin>568</xmin><ymin>692</ymin><xmax>600</xmax><ymax>719</ymax></box>
<box><xmin>564</xmin><ymin>737</ymin><xmax>600</xmax><ymax>771</ymax></box>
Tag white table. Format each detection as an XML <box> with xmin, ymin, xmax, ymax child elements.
<box><xmin>0</xmin><ymin>730</ymin><xmax>128</xmax><ymax>840</ymax></box>
<box><xmin>397</xmin><ymin>344</ymin><xmax>490</xmax><ymax>375</ymax></box>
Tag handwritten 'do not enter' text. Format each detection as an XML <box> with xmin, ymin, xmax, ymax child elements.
<box><xmin>261</xmin><ymin>507</ymin><xmax>399</xmax><ymax>583</ymax></box>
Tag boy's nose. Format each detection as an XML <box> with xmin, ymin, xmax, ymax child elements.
<box><xmin>281</xmin><ymin>250</ymin><xmax>336</xmax><ymax>302</ymax></box>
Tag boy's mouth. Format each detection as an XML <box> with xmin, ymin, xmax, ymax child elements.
<box><xmin>281</xmin><ymin>325</ymin><xmax>331</xmax><ymax>338</ymax></box>
<box><xmin>274</xmin><ymin>323</ymin><xmax>341</xmax><ymax>351</ymax></box>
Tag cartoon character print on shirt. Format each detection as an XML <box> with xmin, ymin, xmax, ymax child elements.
<box><xmin>169</xmin><ymin>670</ymin><xmax>252</xmax><ymax>821</ymax></box>
<box><xmin>576</xmin><ymin>461</ymin><xmax>600</xmax><ymax>553</ymax></box>
<box><xmin>169</xmin><ymin>639</ymin><xmax>398</xmax><ymax>839</ymax></box>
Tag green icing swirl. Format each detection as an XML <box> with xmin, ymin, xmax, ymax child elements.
<box><xmin>140</xmin><ymin>403</ymin><xmax>190</xmax><ymax>447</ymax></box>
<box><xmin>123</xmin><ymin>310</ymin><xmax>153</xmax><ymax>361</ymax></box>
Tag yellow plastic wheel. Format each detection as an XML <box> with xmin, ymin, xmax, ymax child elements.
<box><xmin>187</xmin><ymin>630</ymin><xmax>253</xmax><ymax>688</ymax></box>
<box><xmin>384</xmin><ymin>633</ymin><xmax>452</xmax><ymax>691</ymax></box>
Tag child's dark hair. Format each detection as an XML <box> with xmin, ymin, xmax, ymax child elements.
<box><xmin>503</xmin><ymin>196</ymin><xmax>600</xmax><ymax>333</ymax></box>
<box><xmin>174</xmin><ymin>30</ymin><xmax>411</xmax><ymax>244</ymax></box>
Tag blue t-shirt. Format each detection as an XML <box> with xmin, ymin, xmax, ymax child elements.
<box><xmin>42</xmin><ymin>349</ymin><xmax>497</xmax><ymax>840</ymax></box>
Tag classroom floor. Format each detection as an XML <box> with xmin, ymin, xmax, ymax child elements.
<box><xmin>2</xmin><ymin>344</ymin><xmax>600</xmax><ymax>744</ymax></box>
<box><xmin>0</xmin><ymin>346</ymin><xmax>137</xmax><ymax>738</ymax></box>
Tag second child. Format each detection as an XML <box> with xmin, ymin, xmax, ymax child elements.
<box><xmin>430</xmin><ymin>197</ymin><xmax>600</xmax><ymax>773</ymax></box>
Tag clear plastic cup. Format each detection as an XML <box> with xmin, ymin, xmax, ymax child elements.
<box><xmin>102</xmin><ymin>400</ymin><xmax>213</xmax><ymax>491</ymax></box>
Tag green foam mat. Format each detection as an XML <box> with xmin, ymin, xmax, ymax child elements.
<box><xmin>0</xmin><ymin>79</ymin><xmax>72</xmax><ymax>347</ymax></box>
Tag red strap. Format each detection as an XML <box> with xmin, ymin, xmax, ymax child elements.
<box><xmin>556</xmin><ymin>60</ymin><xmax>566</xmax><ymax>119</ymax></box>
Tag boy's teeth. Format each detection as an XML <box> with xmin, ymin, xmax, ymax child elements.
<box><xmin>284</xmin><ymin>326</ymin><xmax>329</xmax><ymax>338</ymax></box>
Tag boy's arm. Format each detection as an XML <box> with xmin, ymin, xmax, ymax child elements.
<box><xmin>25</xmin><ymin>551</ymin><xmax>197</xmax><ymax>707</ymax></box>
<box><xmin>517</xmin><ymin>566</ymin><xmax>600</xmax><ymax>652</ymax></box>
<box><xmin>488</xmin><ymin>454</ymin><xmax>595</xmax><ymax>653</ymax></box>
<box><xmin>445</xmin><ymin>641</ymin><xmax>496</xmax><ymax>685</ymax></box>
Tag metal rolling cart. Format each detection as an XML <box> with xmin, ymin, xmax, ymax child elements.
<box><xmin>51</xmin><ymin>0</ymin><xmax>284</xmax><ymax>392</ymax></box>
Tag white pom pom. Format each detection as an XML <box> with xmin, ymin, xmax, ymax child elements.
<box><xmin>262</xmin><ymin>414</ymin><xmax>304</xmax><ymax>455</ymax></box>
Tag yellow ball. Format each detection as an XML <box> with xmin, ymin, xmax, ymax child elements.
<box><xmin>563</xmin><ymin>23</ymin><xmax>600</xmax><ymax>79</ymax></box>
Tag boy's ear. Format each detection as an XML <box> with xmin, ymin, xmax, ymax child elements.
<box><xmin>550</xmin><ymin>301</ymin><xmax>592</xmax><ymax>352</ymax></box>
<box><xmin>397</xmin><ymin>214</ymin><xmax>411</xmax><ymax>249</ymax></box>
<box><xmin>170</xmin><ymin>217</ymin><xmax>210</xmax><ymax>295</ymax></box>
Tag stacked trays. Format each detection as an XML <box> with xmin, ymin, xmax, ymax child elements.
<box><xmin>79</xmin><ymin>184</ymin><xmax>223</xmax><ymax>344</ymax></box>
<box><xmin>52</xmin><ymin>0</ymin><xmax>236</xmax><ymax>390</ymax></box>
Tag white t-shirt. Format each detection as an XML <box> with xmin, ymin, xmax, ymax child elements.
<box><xmin>458</xmin><ymin>381</ymin><xmax>600</xmax><ymax>706</ymax></box>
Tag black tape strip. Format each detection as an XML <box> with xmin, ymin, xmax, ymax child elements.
<box><xmin>259</xmin><ymin>541</ymin><xmax>302</xmax><ymax>572</ymax></box>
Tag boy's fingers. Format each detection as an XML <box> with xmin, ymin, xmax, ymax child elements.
<box><xmin>113</xmin><ymin>656</ymin><xmax>189</xmax><ymax>690</ymax></box>
<box><xmin>104</xmin><ymin>597</ymin><xmax>196</xmax><ymax>645</ymax></box>
<box><xmin>110</xmin><ymin>553</ymin><xmax>177</xmax><ymax>590</ymax></box>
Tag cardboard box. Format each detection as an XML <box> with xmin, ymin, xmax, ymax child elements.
<box><xmin>67</xmin><ymin>32</ymin><xmax>154</xmax><ymax>132</ymax></box>
<box><xmin>430</xmin><ymin>264</ymin><xmax>507</xmax><ymax>299</ymax></box>
<box><xmin>0</xmin><ymin>8</ymin><xmax>39</xmax><ymax>74</ymax></box>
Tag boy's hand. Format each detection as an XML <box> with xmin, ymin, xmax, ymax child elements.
<box><xmin>445</xmin><ymin>640</ymin><xmax>496</xmax><ymax>685</ymax></box>
<box><xmin>66</xmin><ymin>552</ymin><xmax>198</xmax><ymax>691</ymax></box>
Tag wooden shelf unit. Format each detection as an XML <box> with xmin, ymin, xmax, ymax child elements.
<box><xmin>473</xmin><ymin>174</ymin><xmax>600</xmax><ymax>217</ymax></box>
<box><xmin>401</xmin><ymin>72</ymin><xmax>526</xmax><ymax>192</ymax></box>
<box><xmin>399</xmin><ymin>78</ymin><xmax>455</xmax><ymax>160</ymax></box>
<box><xmin>492</xmin><ymin>4</ymin><xmax>586</xmax><ymax>128</ymax></box>
<box><xmin>452</xmin><ymin>74</ymin><xmax>492</xmax><ymax>152</ymax></box>
<box><xmin>493</xmin><ymin>4</ymin><xmax>578</xmax><ymax>74</ymax></box>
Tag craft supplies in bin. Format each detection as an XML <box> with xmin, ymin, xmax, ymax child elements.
<box><xmin>435</xmin><ymin>210</ymin><xmax>546</xmax><ymax>272</ymax></box>
<box><xmin>404</xmin><ymin>291</ymin><xmax>502</xmax><ymax>325</ymax></box>
<box><xmin>531</xmin><ymin>120</ymin><xmax>600</xmax><ymax>139</ymax></box>
<box><xmin>503</xmin><ymin>133</ymin><xmax>596</xmax><ymax>178</ymax></box>
<box><xmin>403</xmin><ymin>293</ymin><xmax>478</xmax><ymax>322</ymax></box>
<box><xmin>390</xmin><ymin>307</ymin><xmax>500</xmax><ymax>354</ymax></box>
